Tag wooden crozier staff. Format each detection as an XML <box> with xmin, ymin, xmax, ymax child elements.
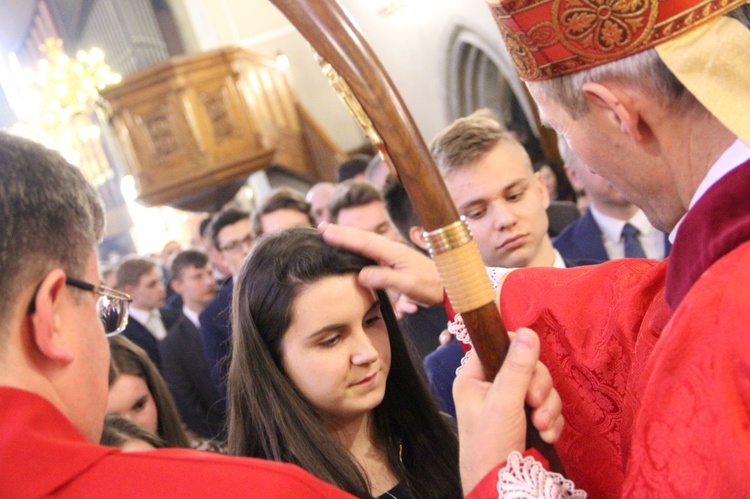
<box><xmin>270</xmin><ymin>0</ymin><xmax>563</xmax><ymax>473</ymax></box>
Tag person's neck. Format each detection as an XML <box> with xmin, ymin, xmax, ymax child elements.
<box><xmin>329</xmin><ymin>413</ymin><xmax>398</xmax><ymax>497</ymax></box>
<box><xmin>182</xmin><ymin>301</ymin><xmax>204</xmax><ymax>315</ymax></box>
<box><xmin>526</xmin><ymin>236</ymin><xmax>557</xmax><ymax>268</ymax></box>
<box><xmin>590</xmin><ymin>200</ymin><xmax>638</xmax><ymax>221</ymax></box>
<box><xmin>663</xmin><ymin>111</ymin><xmax>737</xmax><ymax>211</ymax></box>
<box><xmin>330</xmin><ymin>411</ymin><xmax>373</xmax><ymax>456</ymax></box>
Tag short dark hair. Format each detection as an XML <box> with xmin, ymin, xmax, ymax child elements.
<box><xmin>382</xmin><ymin>176</ymin><xmax>424</xmax><ymax>252</ymax></box>
<box><xmin>115</xmin><ymin>257</ymin><xmax>157</xmax><ymax>290</ymax></box>
<box><xmin>207</xmin><ymin>208</ymin><xmax>250</xmax><ymax>250</ymax></box>
<box><xmin>198</xmin><ymin>216</ymin><xmax>213</xmax><ymax>240</ymax></box>
<box><xmin>328</xmin><ymin>182</ymin><xmax>383</xmax><ymax>223</ymax></box>
<box><xmin>169</xmin><ymin>249</ymin><xmax>209</xmax><ymax>281</ymax></box>
<box><xmin>336</xmin><ymin>154</ymin><xmax>371</xmax><ymax>183</ymax></box>
<box><xmin>250</xmin><ymin>188</ymin><xmax>314</xmax><ymax>237</ymax></box>
<box><xmin>0</xmin><ymin>133</ymin><xmax>104</xmax><ymax>338</ymax></box>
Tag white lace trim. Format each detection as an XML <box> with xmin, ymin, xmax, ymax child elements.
<box><xmin>496</xmin><ymin>451</ymin><xmax>586</xmax><ymax>498</ymax></box>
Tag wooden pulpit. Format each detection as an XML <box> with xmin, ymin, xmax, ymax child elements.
<box><xmin>101</xmin><ymin>47</ymin><xmax>344</xmax><ymax>211</ymax></box>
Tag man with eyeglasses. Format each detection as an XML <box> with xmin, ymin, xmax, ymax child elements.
<box><xmin>199</xmin><ymin>207</ymin><xmax>253</xmax><ymax>396</ymax></box>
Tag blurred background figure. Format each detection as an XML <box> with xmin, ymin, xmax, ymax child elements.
<box><xmin>250</xmin><ymin>188</ymin><xmax>315</xmax><ymax>237</ymax></box>
<box><xmin>159</xmin><ymin>250</ymin><xmax>225</xmax><ymax>441</ymax></box>
<box><xmin>305</xmin><ymin>182</ymin><xmax>336</xmax><ymax>224</ymax></box>
<box><xmin>200</xmin><ymin>208</ymin><xmax>252</xmax><ymax>397</ymax></box>
<box><xmin>329</xmin><ymin>182</ymin><xmax>403</xmax><ymax>242</ymax></box>
<box><xmin>116</xmin><ymin>257</ymin><xmax>179</xmax><ymax>371</ymax></box>
<box><xmin>365</xmin><ymin>153</ymin><xmax>391</xmax><ymax>191</ymax></box>
<box><xmin>335</xmin><ymin>154</ymin><xmax>371</xmax><ymax>183</ymax></box>
<box><xmin>536</xmin><ymin>163</ymin><xmax>558</xmax><ymax>203</ymax></box>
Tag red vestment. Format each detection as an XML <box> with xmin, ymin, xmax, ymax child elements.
<box><xmin>494</xmin><ymin>160</ymin><xmax>750</xmax><ymax>497</ymax></box>
<box><xmin>0</xmin><ymin>387</ymin><xmax>353</xmax><ymax>498</ymax></box>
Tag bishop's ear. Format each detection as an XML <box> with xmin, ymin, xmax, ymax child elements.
<box><xmin>581</xmin><ymin>82</ymin><xmax>643</xmax><ymax>142</ymax></box>
<box><xmin>28</xmin><ymin>269</ymin><xmax>75</xmax><ymax>364</ymax></box>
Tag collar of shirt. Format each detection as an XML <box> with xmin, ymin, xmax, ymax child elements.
<box><xmin>128</xmin><ymin>306</ymin><xmax>154</xmax><ymax>327</ymax></box>
<box><xmin>553</xmin><ymin>249</ymin><xmax>566</xmax><ymax>269</ymax></box>
<box><xmin>182</xmin><ymin>305</ymin><xmax>200</xmax><ymax>329</ymax></box>
<box><xmin>670</xmin><ymin>138</ymin><xmax>750</xmax><ymax>242</ymax></box>
<box><xmin>589</xmin><ymin>205</ymin><xmax>654</xmax><ymax>243</ymax></box>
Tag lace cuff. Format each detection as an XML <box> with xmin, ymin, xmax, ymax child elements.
<box><xmin>497</xmin><ymin>451</ymin><xmax>586</xmax><ymax>498</ymax></box>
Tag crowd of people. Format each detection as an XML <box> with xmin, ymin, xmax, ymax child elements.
<box><xmin>1</xmin><ymin>1</ymin><xmax>748</xmax><ymax>497</ymax></box>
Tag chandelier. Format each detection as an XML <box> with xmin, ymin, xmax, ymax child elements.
<box><xmin>9</xmin><ymin>38</ymin><xmax>122</xmax><ymax>184</ymax></box>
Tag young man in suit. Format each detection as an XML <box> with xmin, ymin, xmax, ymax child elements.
<box><xmin>199</xmin><ymin>208</ymin><xmax>252</xmax><ymax>396</ymax></box>
<box><xmin>159</xmin><ymin>250</ymin><xmax>224</xmax><ymax>440</ymax></box>
<box><xmin>116</xmin><ymin>257</ymin><xmax>179</xmax><ymax>370</ymax></box>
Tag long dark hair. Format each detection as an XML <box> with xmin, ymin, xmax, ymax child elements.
<box><xmin>228</xmin><ymin>228</ymin><xmax>460</xmax><ymax>498</ymax></box>
<box><xmin>108</xmin><ymin>336</ymin><xmax>191</xmax><ymax>449</ymax></box>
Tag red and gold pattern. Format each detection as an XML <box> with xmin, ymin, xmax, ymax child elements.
<box><xmin>486</xmin><ymin>0</ymin><xmax>746</xmax><ymax>80</ymax></box>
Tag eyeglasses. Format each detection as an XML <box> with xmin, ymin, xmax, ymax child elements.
<box><xmin>27</xmin><ymin>277</ymin><xmax>132</xmax><ymax>337</ymax></box>
<box><xmin>220</xmin><ymin>234</ymin><xmax>253</xmax><ymax>253</ymax></box>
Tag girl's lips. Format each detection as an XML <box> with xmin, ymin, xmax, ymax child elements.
<box><xmin>354</xmin><ymin>371</ymin><xmax>377</xmax><ymax>386</ymax></box>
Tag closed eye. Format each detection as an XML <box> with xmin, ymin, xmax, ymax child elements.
<box><xmin>364</xmin><ymin>315</ymin><xmax>382</xmax><ymax>327</ymax></box>
<box><xmin>319</xmin><ymin>334</ymin><xmax>341</xmax><ymax>348</ymax></box>
<box><xmin>464</xmin><ymin>206</ymin><xmax>486</xmax><ymax>219</ymax></box>
<box><xmin>132</xmin><ymin>395</ymin><xmax>148</xmax><ymax>412</ymax></box>
<box><xmin>364</xmin><ymin>300</ymin><xmax>383</xmax><ymax>327</ymax></box>
<box><xmin>507</xmin><ymin>189</ymin><xmax>525</xmax><ymax>202</ymax></box>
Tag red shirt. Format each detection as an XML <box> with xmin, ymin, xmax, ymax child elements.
<box><xmin>0</xmin><ymin>387</ymin><xmax>354</xmax><ymax>498</ymax></box>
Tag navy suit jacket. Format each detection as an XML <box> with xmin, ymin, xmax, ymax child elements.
<box><xmin>399</xmin><ymin>305</ymin><xmax>449</xmax><ymax>362</ymax></box>
<box><xmin>160</xmin><ymin>315</ymin><xmax>226</xmax><ymax>440</ymax></box>
<box><xmin>121</xmin><ymin>308</ymin><xmax>179</xmax><ymax>371</ymax></box>
<box><xmin>199</xmin><ymin>278</ymin><xmax>233</xmax><ymax>397</ymax></box>
<box><xmin>553</xmin><ymin>208</ymin><xmax>671</xmax><ymax>263</ymax></box>
<box><xmin>423</xmin><ymin>338</ymin><xmax>465</xmax><ymax>418</ymax></box>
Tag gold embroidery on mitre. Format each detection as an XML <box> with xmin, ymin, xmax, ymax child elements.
<box><xmin>501</xmin><ymin>28</ymin><xmax>541</xmax><ymax>80</ymax></box>
<box><xmin>528</xmin><ymin>21</ymin><xmax>558</xmax><ymax>47</ymax></box>
<box><xmin>487</xmin><ymin>0</ymin><xmax>747</xmax><ymax>81</ymax></box>
<box><xmin>554</xmin><ymin>0</ymin><xmax>658</xmax><ymax>58</ymax></box>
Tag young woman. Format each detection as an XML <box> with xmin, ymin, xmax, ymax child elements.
<box><xmin>107</xmin><ymin>336</ymin><xmax>192</xmax><ymax>449</ymax></box>
<box><xmin>227</xmin><ymin>228</ymin><xmax>461</xmax><ymax>498</ymax></box>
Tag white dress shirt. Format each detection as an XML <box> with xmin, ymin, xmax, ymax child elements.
<box><xmin>128</xmin><ymin>307</ymin><xmax>168</xmax><ymax>341</ymax></box>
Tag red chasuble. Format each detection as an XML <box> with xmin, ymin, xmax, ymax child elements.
<box><xmin>498</xmin><ymin>160</ymin><xmax>750</xmax><ymax>497</ymax></box>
